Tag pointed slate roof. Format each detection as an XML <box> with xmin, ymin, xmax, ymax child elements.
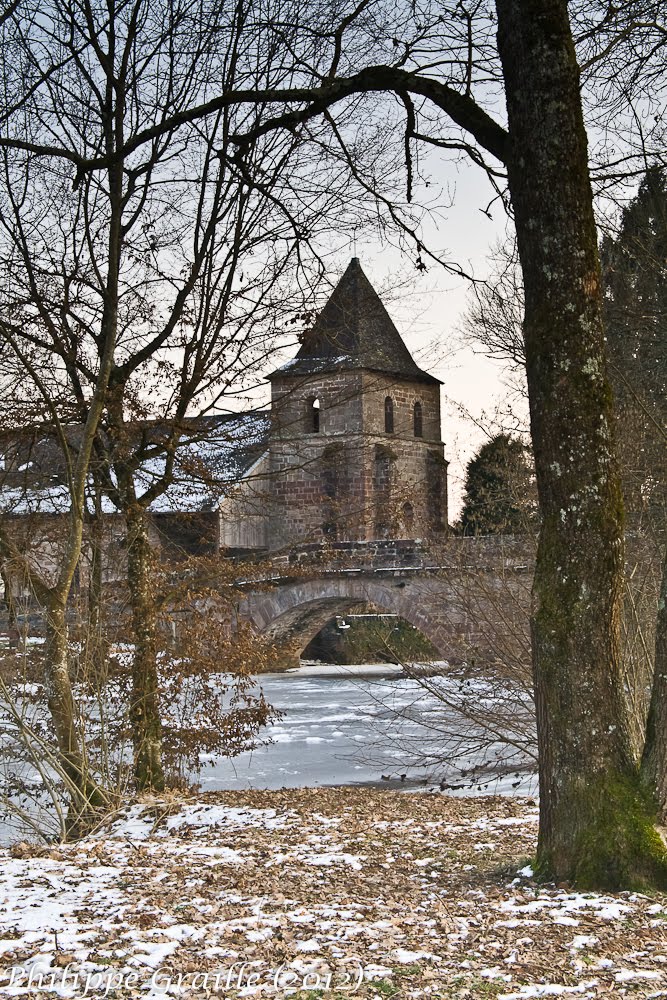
<box><xmin>269</xmin><ymin>258</ymin><xmax>440</xmax><ymax>385</ymax></box>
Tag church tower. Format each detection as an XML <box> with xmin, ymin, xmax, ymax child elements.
<box><xmin>267</xmin><ymin>258</ymin><xmax>448</xmax><ymax>549</ymax></box>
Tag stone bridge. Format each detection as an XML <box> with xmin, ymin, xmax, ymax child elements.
<box><xmin>237</xmin><ymin>537</ymin><xmax>535</xmax><ymax>665</ymax></box>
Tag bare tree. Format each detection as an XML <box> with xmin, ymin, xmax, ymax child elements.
<box><xmin>0</xmin><ymin>0</ymin><xmax>417</xmax><ymax>795</ymax></box>
<box><xmin>2</xmin><ymin>0</ymin><xmax>666</xmax><ymax>881</ymax></box>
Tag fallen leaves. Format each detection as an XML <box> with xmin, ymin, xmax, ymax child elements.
<box><xmin>0</xmin><ymin>789</ymin><xmax>665</xmax><ymax>998</ymax></box>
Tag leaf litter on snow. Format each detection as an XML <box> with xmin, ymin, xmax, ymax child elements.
<box><xmin>0</xmin><ymin>788</ymin><xmax>665</xmax><ymax>997</ymax></box>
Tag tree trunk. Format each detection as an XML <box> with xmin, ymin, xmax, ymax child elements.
<box><xmin>126</xmin><ymin>505</ymin><xmax>165</xmax><ymax>792</ymax></box>
<box><xmin>1</xmin><ymin>565</ymin><xmax>20</xmax><ymax>649</ymax></box>
<box><xmin>43</xmin><ymin>599</ymin><xmax>106</xmax><ymax>830</ymax></box>
<box><xmin>84</xmin><ymin>497</ymin><xmax>111</xmax><ymax>681</ymax></box>
<box><xmin>43</xmin><ymin>601</ymin><xmax>79</xmax><ymax>765</ymax></box>
<box><xmin>496</xmin><ymin>0</ymin><xmax>667</xmax><ymax>888</ymax></box>
<box><xmin>641</xmin><ymin>541</ymin><xmax>667</xmax><ymax>818</ymax></box>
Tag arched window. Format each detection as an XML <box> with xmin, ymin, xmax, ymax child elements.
<box><xmin>413</xmin><ymin>401</ymin><xmax>423</xmax><ymax>438</ymax></box>
<box><xmin>373</xmin><ymin>444</ymin><xmax>393</xmax><ymax>538</ymax></box>
<box><xmin>373</xmin><ymin>444</ymin><xmax>392</xmax><ymax>492</ymax></box>
<box><xmin>321</xmin><ymin>444</ymin><xmax>345</xmax><ymax>538</ymax></box>
<box><xmin>427</xmin><ymin>450</ymin><xmax>447</xmax><ymax>531</ymax></box>
<box><xmin>308</xmin><ymin>397</ymin><xmax>321</xmax><ymax>433</ymax></box>
<box><xmin>384</xmin><ymin>396</ymin><xmax>394</xmax><ymax>433</ymax></box>
<box><xmin>402</xmin><ymin>501</ymin><xmax>414</xmax><ymax>530</ymax></box>
<box><xmin>322</xmin><ymin>446</ymin><xmax>339</xmax><ymax>499</ymax></box>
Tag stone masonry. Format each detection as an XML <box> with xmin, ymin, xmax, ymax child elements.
<box><xmin>265</xmin><ymin>258</ymin><xmax>448</xmax><ymax>550</ymax></box>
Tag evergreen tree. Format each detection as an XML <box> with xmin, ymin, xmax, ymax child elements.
<box><xmin>602</xmin><ymin>166</ymin><xmax>667</xmax><ymax>525</ymax></box>
<box><xmin>459</xmin><ymin>434</ymin><xmax>537</xmax><ymax>536</ymax></box>
<box><xmin>599</xmin><ymin>167</ymin><xmax>667</xmax><ymax>823</ymax></box>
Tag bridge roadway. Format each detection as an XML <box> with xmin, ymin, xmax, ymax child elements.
<box><xmin>236</xmin><ymin>537</ymin><xmax>535</xmax><ymax>665</ymax></box>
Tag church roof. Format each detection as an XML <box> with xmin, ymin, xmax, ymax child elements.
<box><xmin>269</xmin><ymin>258</ymin><xmax>441</xmax><ymax>385</ymax></box>
<box><xmin>0</xmin><ymin>412</ymin><xmax>271</xmax><ymax>515</ymax></box>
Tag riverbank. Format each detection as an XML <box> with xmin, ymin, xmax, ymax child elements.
<box><xmin>1</xmin><ymin>788</ymin><xmax>665</xmax><ymax>998</ymax></box>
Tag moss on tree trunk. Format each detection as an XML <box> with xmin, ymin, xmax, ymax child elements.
<box><xmin>496</xmin><ymin>0</ymin><xmax>667</xmax><ymax>888</ymax></box>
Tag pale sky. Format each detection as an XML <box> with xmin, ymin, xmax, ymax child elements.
<box><xmin>349</xmin><ymin>159</ymin><xmax>521</xmax><ymax>517</ymax></box>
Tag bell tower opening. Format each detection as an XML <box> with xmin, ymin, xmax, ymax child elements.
<box><xmin>308</xmin><ymin>397</ymin><xmax>321</xmax><ymax>433</ymax></box>
<box><xmin>384</xmin><ymin>396</ymin><xmax>394</xmax><ymax>433</ymax></box>
<box><xmin>413</xmin><ymin>401</ymin><xmax>423</xmax><ymax>438</ymax></box>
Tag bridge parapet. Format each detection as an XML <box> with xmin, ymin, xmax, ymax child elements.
<box><xmin>266</xmin><ymin>535</ymin><xmax>536</xmax><ymax>576</ymax></box>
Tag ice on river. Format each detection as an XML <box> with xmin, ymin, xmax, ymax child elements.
<box><xmin>198</xmin><ymin>661</ymin><xmax>537</xmax><ymax>796</ymax></box>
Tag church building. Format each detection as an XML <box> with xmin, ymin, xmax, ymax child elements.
<box><xmin>220</xmin><ymin>257</ymin><xmax>449</xmax><ymax>551</ymax></box>
<box><xmin>0</xmin><ymin>259</ymin><xmax>449</xmax><ymax>575</ymax></box>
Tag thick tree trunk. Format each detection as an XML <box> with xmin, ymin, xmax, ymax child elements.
<box><xmin>126</xmin><ymin>505</ymin><xmax>165</xmax><ymax>792</ymax></box>
<box><xmin>44</xmin><ymin>601</ymin><xmax>80</xmax><ymax>767</ymax></box>
<box><xmin>641</xmin><ymin>542</ymin><xmax>667</xmax><ymax>818</ymax></box>
<box><xmin>496</xmin><ymin>0</ymin><xmax>667</xmax><ymax>887</ymax></box>
<box><xmin>86</xmin><ymin>533</ymin><xmax>106</xmax><ymax>675</ymax></box>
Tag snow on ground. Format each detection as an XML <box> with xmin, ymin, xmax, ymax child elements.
<box><xmin>0</xmin><ymin>789</ymin><xmax>665</xmax><ymax>998</ymax></box>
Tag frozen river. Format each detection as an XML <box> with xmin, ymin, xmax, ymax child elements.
<box><xmin>0</xmin><ymin>661</ymin><xmax>537</xmax><ymax>844</ymax></box>
<box><xmin>199</xmin><ymin>662</ymin><xmax>537</xmax><ymax>796</ymax></box>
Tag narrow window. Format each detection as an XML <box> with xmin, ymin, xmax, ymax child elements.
<box><xmin>322</xmin><ymin>450</ymin><xmax>338</xmax><ymax>499</ymax></box>
<box><xmin>384</xmin><ymin>396</ymin><xmax>394</xmax><ymax>433</ymax></box>
<box><xmin>413</xmin><ymin>401</ymin><xmax>423</xmax><ymax>438</ymax></box>
<box><xmin>308</xmin><ymin>397</ymin><xmax>321</xmax><ymax>433</ymax></box>
<box><xmin>374</xmin><ymin>444</ymin><xmax>393</xmax><ymax>538</ymax></box>
<box><xmin>321</xmin><ymin>444</ymin><xmax>344</xmax><ymax>538</ymax></box>
<box><xmin>373</xmin><ymin>444</ymin><xmax>392</xmax><ymax>492</ymax></box>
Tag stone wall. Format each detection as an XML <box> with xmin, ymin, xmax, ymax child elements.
<box><xmin>267</xmin><ymin>369</ymin><xmax>448</xmax><ymax>549</ymax></box>
<box><xmin>218</xmin><ymin>453</ymin><xmax>271</xmax><ymax>551</ymax></box>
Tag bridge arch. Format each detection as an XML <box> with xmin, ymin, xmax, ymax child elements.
<box><xmin>239</xmin><ymin>576</ymin><xmax>454</xmax><ymax>660</ymax></box>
